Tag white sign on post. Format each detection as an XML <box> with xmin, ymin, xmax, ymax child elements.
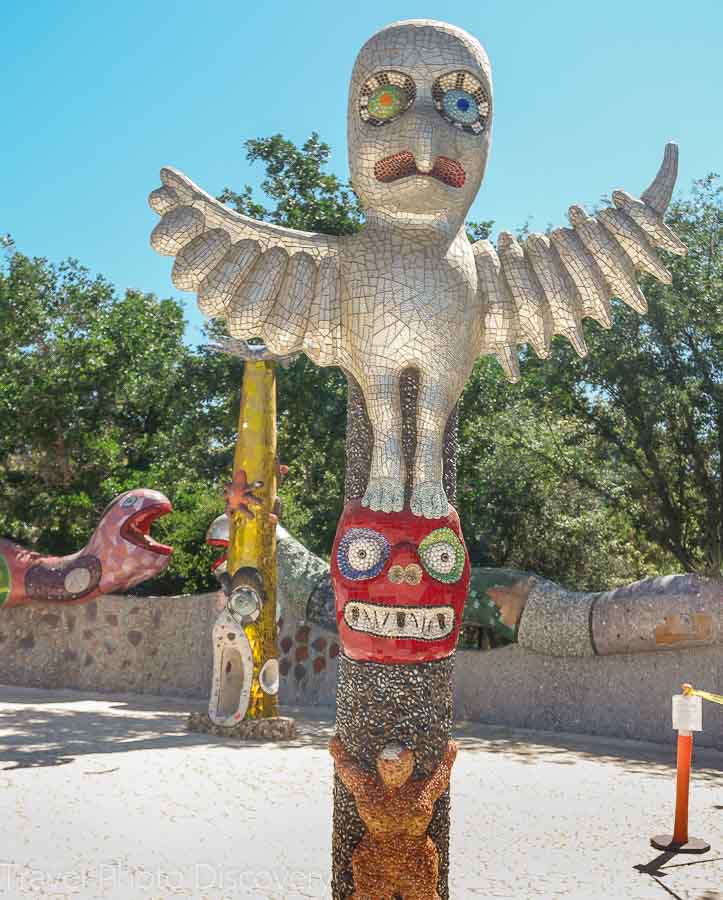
<box><xmin>672</xmin><ymin>693</ymin><xmax>703</xmax><ymax>733</ymax></box>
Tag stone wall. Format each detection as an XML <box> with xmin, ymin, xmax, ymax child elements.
<box><xmin>0</xmin><ymin>592</ymin><xmax>338</xmax><ymax>709</ymax></box>
<box><xmin>455</xmin><ymin>644</ymin><xmax>723</xmax><ymax>750</ymax></box>
<box><xmin>2</xmin><ymin>592</ymin><xmax>721</xmax><ymax>749</ymax></box>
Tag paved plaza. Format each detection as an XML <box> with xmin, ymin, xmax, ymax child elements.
<box><xmin>0</xmin><ymin>684</ymin><xmax>720</xmax><ymax>899</ymax></box>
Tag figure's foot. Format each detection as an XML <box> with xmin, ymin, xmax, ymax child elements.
<box><xmin>410</xmin><ymin>481</ymin><xmax>448</xmax><ymax>518</ymax></box>
<box><xmin>362</xmin><ymin>477</ymin><xmax>404</xmax><ymax>513</ymax></box>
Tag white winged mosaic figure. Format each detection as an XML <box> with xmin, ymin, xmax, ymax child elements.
<box><xmin>149</xmin><ymin>19</ymin><xmax>686</xmax><ymax>519</ymax></box>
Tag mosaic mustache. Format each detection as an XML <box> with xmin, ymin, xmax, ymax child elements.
<box><xmin>373</xmin><ymin>151</ymin><xmax>466</xmax><ymax>188</ymax></box>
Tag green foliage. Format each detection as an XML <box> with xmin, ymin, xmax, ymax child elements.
<box><xmin>516</xmin><ymin>175</ymin><xmax>722</xmax><ymax>577</ymax></box>
<box><xmin>275</xmin><ymin>356</ymin><xmax>347</xmax><ymax>556</ymax></box>
<box><xmin>465</xmin><ymin>220</ymin><xmax>494</xmax><ymax>242</ymax></box>
<box><xmin>0</xmin><ymin>253</ymin><xmax>239</xmax><ymax>593</ymax></box>
<box><xmin>458</xmin><ymin>361</ymin><xmax>673</xmax><ymax>589</ymax></box>
<box><xmin>218</xmin><ymin>132</ymin><xmax>363</xmax><ymax>236</ymax></box>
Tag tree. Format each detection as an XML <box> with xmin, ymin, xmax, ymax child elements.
<box><xmin>516</xmin><ymin>176</ymin><xmax>722</xmax><ymax>576</ymax></box>
<box><xmin>0</xmin><ymin>252</ymin><xmax>241</xmax><ymax>593</ymax></box>
<box><xmin>218</xmin><ymin>132</ymin><xmax>363</xmax><ymax>236</ymax></box>
<box><xmin>458</xmin><ymin>359</ymin><xmax>672</xmax><ymax>590</ymax></box>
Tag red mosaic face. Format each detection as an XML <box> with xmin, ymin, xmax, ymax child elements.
<box><xmin>331</xmin><ymin>501</ymin><xmax>470</xmax><ymax>663</ymax></box>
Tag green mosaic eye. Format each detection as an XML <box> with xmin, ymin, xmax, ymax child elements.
<box><xmin>368</xmin><ymin>85</ymin><xmax>406</xmax><ymax>120</ymax></box>
<box><xmin>418</xmin><ymin>528</ymin><xmax>465</xmax><ymax>583</ymax></box>
<box><xmin>359</xmin><ymin>71</ymin><xmax>416</xmax><ymax>126</ymax></box>
<box><xmin>0</xmin><ymin>555</ymin><xmax>10</xmax><ymax>607</ymax></box>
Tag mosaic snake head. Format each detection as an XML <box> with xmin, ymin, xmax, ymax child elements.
<box><xmin>0</xmin><ymin>489</ymin><xmax>173</xmax><ymax>608</ymax></box>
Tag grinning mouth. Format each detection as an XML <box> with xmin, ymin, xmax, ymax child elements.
<box><xmin>343</xmin><ymin>600</ymin><xmax>455</xmax><ymax>641</ymax></box>
<box><xmin>120</xmin><ymin>503</ymin><xmax>173</xmax><ymax>556</ymax></box>
<box><xmin>374</xmin><ymin>151</ymin><xmax>466</xmax><ymax>188</ymax></box>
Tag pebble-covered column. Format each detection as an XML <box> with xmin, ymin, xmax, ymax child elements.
<box><xmin>332</xmin><ymin>372</ymin><xmax>462</xmax><ymax>900</ymax></box>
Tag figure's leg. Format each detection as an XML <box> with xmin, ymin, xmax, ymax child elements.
<box><xmin>398</xmin><ymin>839</ymin><xmax>440</xmax><ymax>900</ymax></box>
<box><xmin>359</xmin><ymin>370</ymin><xmax>405</xmax><ymax>513</ymax></box>
<box><xmin>351</xmin><ymin>841</ymin><xmax>395</xmax><ymax>900</ymax></box>
<box><xmin>351</xmin><ymin>881</ymin><xmax>395</xmax><ymax>900</ymax></box>
<box><xmin>410</xmin><ymin>374</ymin><xmax>457</xmax><ymax>518</ymax></box>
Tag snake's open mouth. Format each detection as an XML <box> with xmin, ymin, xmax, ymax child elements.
<box><xmin>120</xmin><ymin>503</ymin><xmax>173</xmax><ymax>556</ymax></box>
<box><xmin>343</xmin><ymin>599</ymin><xmax>455</xmax><ymax>641</ymax></box>
<box><xmin>374</xmin><ymin>152</ymin><xmax>466</xmax><ymax>188</ymax></box>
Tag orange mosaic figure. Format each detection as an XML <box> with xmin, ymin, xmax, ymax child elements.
<box><xmin>329</xmin><ymin>736</ymin><xmax>457</xmax><ymax>900</ymax></box>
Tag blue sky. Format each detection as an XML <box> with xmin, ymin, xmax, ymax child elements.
<box><xmin>2</xmin><ymin>0</ymin><xmax>720</xmax><ymax>342</ymax></box>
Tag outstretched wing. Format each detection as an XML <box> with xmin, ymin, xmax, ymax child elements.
<box><xmin>149</xmin><ymin>168</ymin><xmax>342</xmax><ymax>366</ymax></box>
<box><xmin>473</xmin><ymin>143</ymin><xmax>687</xmax><ymax>380</ymax></box>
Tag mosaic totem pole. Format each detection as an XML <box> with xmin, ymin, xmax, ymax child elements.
<box><xmin>196</xmin><ymin>344</ymin><xmax>295</xmax><ymax>738</ymax></box>
<box><xmin>148</xmin><ymin>18</ymin><xmax>686</xmax><ymax>895</ymax></box>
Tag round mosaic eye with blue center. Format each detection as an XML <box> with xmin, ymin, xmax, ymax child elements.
<box><xmin>442</xmin><ymin>89</ymin><xmax>479</xmax><ymax>125</ymax></box>
<box><xmin>432</xmin><ymin>70</ymin><xmax>490</xmax><ymax>135</ymax></box>
<box><xmin>337</xmin><ymin>528</ymin><xmax>390</xmax><ymax>580</ymax></box>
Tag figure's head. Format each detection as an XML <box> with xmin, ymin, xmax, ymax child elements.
<box><xmin>331</xmin><ymin>500</ymin><xmax>471</xmax><ymax>663</ymax></box>
<box><xmin>348</xmin><ymin>19</ymin><xmax>493</xmax><ymax>233</ymax></box>
<box><xmin>376</xmin><ymin>742</ymin><xmax>415</xmax><ymax>788</ymax></box>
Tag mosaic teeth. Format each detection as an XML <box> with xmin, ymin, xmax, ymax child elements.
<box><xmin>344</xmin><ymin>601</ymin><xmax>455</xmax><ymax>640</ymax></box>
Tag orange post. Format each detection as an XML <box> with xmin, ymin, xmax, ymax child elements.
<box><xmin>672</xmin><ymin>732</ymin><xmax>692</xmax><ymax>844</ymax></box>
<box><xmin>651</xmin><ymin>684</ymin><xmax>710</xmax><ymax>854</ymax></box>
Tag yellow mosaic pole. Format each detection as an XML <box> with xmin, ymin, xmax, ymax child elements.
<box><xmin>227</xmin><ymin>359</ymin><xmax>279</xmax><ymax>719</ymax></box>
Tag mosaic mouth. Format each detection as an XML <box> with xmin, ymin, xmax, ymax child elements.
<box><xmin>374</xmin><ymin>151</ymin><xmax>466</xmax><ymax>188</ymax></box>
<box><xmin>343</xmin><ymin>599</ymin><xmax>455</xmax><ymax>640</ymax></box>
<box><xmin>120</xmin><ymin>503</ymin><xmax>173</xmax><ymax>556</ymax></box>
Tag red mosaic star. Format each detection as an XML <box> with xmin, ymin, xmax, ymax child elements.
<box><xmin>224</xmin><ymin>469</ymin><xmax>264</xmax><ymax>520</ymax></box>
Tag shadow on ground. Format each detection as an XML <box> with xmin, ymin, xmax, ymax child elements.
<box><xmin>0</xmin><ymin>685</ymin><xmax>335</xmax><ymax>769</ymax></box>
<box><xmin>1</xmin><ymin>684</ymin><xmax>722</xmax><ymax>785</ymax></box>
<box><xmin>455</xmin><ymin>719</ymin><xmax>723</xmax><ymax>783</ymax></box>
<box><xmin>634</xmin><ymin>850</ymin><xmax>723</xmax><ymax>900</ymax></box>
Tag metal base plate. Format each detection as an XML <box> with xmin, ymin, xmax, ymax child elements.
<box><xmin>650</xmin><ymin>834</ymin><xmax>711</xmax><ymax>854</ymax></box>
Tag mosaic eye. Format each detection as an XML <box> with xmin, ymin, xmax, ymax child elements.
<box><xmin>359</xmin><ymin>71</ymin><xmax>416</xmax><ymax>126</ymax></box>
<box><xmin>418</xmin><ymin>528</ymin><xmax>465</xmax><ymax>583</ymax></box>
<box><xmin>432</xmin><ymin>71</ymin><xmax>490</xmax><ymax>135</ymax></box>
<box><xmin>337</xmin><ymin>528</ymin><xmax>390</xmax><ymax>580</ymax></box>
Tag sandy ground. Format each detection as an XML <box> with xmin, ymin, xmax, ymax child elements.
<box><xmin>0</xmin><ymin>684</ymin><xmax>721</xmax><ymax>900</ymax></box>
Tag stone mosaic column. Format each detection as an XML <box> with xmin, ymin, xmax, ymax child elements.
<box><xmin>331</xmin><ymin>373</ymin><xmax>463</xmax><ymax>900</ymax></box>
<box><xmin>225</xmin><ymin>359</ymin><xmax>280</xmax><ymax>719</ymax></box>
